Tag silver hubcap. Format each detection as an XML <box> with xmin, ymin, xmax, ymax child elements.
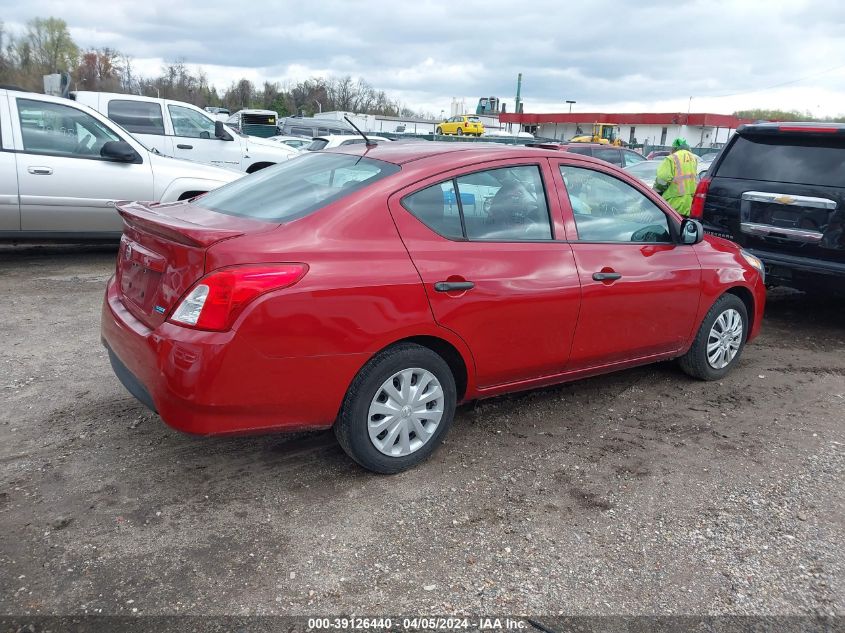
<box><xmin>368</xmin><ymin>368</ymin><xmax>444</xmax><ymax>457</ymax></box>
<box><xmin>707</xmin><ymin>308</ymin><xmax>743</xmax><ymax>369</ymax></box>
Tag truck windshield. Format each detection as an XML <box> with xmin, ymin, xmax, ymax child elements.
<box><xmin>199</xmin><ymin>153</ymin><xmax>400</xmax><ymax>222</ymax></box>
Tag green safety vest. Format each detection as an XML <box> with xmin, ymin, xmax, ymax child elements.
<box><xmin>654</xmin><ymin>150</ymin><xmax>698</xmax><ymax>216</ymax></box>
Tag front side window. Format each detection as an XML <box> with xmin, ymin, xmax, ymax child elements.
<box><xmin>402</xmin><ymin>165</ymin><xmax>553</xmax><ymax>241</ymax></box>
<box><xmin>199</xmin><ymin>153</ymin><xmax>399</xmax><ymax>222</ymax></box>
<box><xmin>560</xmin><ymin>165</ymin><xmax>671</xmax><ymax>243</ymax></box>
<box><xmin>17</xmin><ymin>98</ymin><xmax>120</xmax><ymax>158</ymax></box>
<box><xmin>108</xmin><ymin>100</ymin><xmax>165</xmax><ymax>135</ymax></box>
<box><xmin>168</xmin><ymin>105</ymin><xmax>216</xmax><ymax>138</ymax></box>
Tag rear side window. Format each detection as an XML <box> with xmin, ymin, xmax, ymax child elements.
<box><xmin>402</xmin><ymin>181</ymin><xmax>463</xmax><ymax>240</ymax></box>
<box><xmin>623</xmin><ymin>150</ymin><xmax>646</xmax><ymax>166</ymax></box>
<box><xmin>307</xmin><ymin>138</ymin><xmax>329</xmax><ymax>150</ymax></box>
<box><xmin>108</xmin><ymin>100</ymin><xmax>165</xmax><ymax>135</ymax></box>
<box><xmin>592</xmin><ymin>148</ymin><xmax>623</xmax><ymax>166</ymax></box>
<box><xmin>402</xmin><ymin>165</ymin><xmax>553</xmax><ymax>241</ymax></box>
<box><xmin>199</xmin><ymin>153</ymin><xmax>399</xmax><ymax>222</ymax></box>
<box><xmin>717</xmin><ymin>135</ymin><xmax>845</xmax><ymax>187</ymax></box>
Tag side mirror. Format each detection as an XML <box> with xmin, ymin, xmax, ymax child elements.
<box><xmin>100</xmin><ymin>141</ymin><xmax>139</xmax><ymax>163</ymax></box>
<box><xmin>680</xmin><ymin>218</ymin><xmax>704</xmax><ymax>245</ymax></box>
<box><xmin>214</xmin><ymin>120</ymin><xmax>232</xmax><ymax>141</ymax></box>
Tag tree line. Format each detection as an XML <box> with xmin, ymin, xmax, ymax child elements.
<box><xmin>733</xmin><ymin>108</ymin><xmax>845</xmax><ymax>123</ymax></box>
<box><xmin>0</xmin><ymin>16</ymin><xmax>426</xmax><ymax>118</ymax></box>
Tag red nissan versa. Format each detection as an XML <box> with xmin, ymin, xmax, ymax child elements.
<box><xmin>101</xmin><ymin>142</ymin><xmax>766</xmax><ymax>473</ymax></box>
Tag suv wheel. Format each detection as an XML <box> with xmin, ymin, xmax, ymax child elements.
<box><xmin>335</xmin><ymin>343</ymin><xmax>456</xmax><ymax>473</ymax></box>
<box><xmin>679</xmin><ymin>293</ymin><xmax>748</xmax><ymax>380</ymax></box>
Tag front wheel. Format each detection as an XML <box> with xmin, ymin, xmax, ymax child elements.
<box><xmin>679</xmin><ymin>293</ymin><xmax>748</xmax><ymax>380</ymax></box>
<box><xmin>334</xmin><ymin>343</ymin><xmax>457</xmax><ymax>473</ymax></box>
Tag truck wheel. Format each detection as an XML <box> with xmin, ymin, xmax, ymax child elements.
<box><xmin>679</xmin><ymin>293</ymin><xmax>748</xmax><ymax>380</ymax></box>
<box><xmin>334</xmin><ymin>343</ymin><xmax>456</xmax><ymax>474</ymax></box>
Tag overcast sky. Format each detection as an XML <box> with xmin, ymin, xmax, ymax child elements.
<box><xmin>4</xmin><ymin>0</ymin><xmax>845</xmax><ymax>117</ymax></box>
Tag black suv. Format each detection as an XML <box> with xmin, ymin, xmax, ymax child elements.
<box><xmin>695</xmin><ymin>123</ymin><xmax>845</xmax><ymax>293</ymax></box>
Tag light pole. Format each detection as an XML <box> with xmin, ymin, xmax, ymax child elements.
<box><xmin>566</xmin><ymin>100</ymin><xmax>576</xmax><ymax>113</ymax></box>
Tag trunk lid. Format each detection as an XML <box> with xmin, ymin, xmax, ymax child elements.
<box><xmin>115</xmin><ymin>200</ymin><xmax>276</xmax><ymax>328</ymax></box>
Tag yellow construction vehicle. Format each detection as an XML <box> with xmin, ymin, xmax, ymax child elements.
<box><xmin>570</xmin><ymin>122</ymin><xmax>622</xmax><ymax>145</ymax></box>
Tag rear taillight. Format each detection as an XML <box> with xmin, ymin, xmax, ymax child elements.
<box><xmin>690</xmin><ymin>176</ymin><xmax>711</xmax><ymax>219</ymax></box>
<box><xmin>169</xmin><ymin>263</ymin><xmax>308</xmax><ymax>331</ymax></box>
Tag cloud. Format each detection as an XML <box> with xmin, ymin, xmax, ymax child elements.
<box><xmin>4</xmin><ymin>0</ymin><xmax>845</xmax><ymax>115</ymax></box>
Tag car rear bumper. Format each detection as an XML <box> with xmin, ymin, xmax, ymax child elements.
<box><xmin>100</xmin><ymin>277</ymin><xmax>365</xmax><ymax>435</ymax></box>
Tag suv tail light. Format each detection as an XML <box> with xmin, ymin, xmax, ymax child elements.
<box><xmin>169</xmin><ymin>263</ymin><xmax>308</xmax><ymax>331</ymax></box>
<box><xmin>690</xmin><ymin>177</ymin><xmax>711</xmax><ymax>219</ymax></box>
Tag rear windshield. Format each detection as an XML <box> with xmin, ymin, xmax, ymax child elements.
<box><xmin>307</xmin><ymin>138</ymin><xmax>329</xmax><ymax>151</ymax></box>
<box><xmin>199</xmin><ymin>153</ymin><xmax>399</xmax><ymax>222</ymax></box>
<box><xmin>716</xmin><ymin>135</ymin><xmax>845</xmax><ymax>187</ymax></box>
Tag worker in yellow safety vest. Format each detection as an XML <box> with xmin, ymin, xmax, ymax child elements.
<box><xmin>654</xmin><ymin>138</ymin><xmax>699</xmax><ymax>216</ymax></box>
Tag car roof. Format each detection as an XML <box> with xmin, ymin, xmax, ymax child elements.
<box><xmin>329</xmin><ymin>140</ymin><xmax>612</xmax><ymax>166</ymax></box>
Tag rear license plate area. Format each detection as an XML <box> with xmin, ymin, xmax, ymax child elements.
<box><xmin>120</xmin><ymin>262</ymin><xmax>162</xmax><ymax>310</ymax></box>
<box><xmin>746</xmin><ymin>201</ymin><xmax>828</xmax><ymax>232</ymax></box>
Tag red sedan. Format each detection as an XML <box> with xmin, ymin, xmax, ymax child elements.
<box><xmin>101</xmin><ymin>142</ymin><xmax>766</xmax><ymax>473</ymax></box>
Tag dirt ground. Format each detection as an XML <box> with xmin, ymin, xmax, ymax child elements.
<box><xmin>1</xmin><ymin>243</ymin><xmax>842</xmax><ymax>618</ymax></box>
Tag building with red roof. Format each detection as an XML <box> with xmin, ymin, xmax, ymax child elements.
<box><xmin>499</xmin><ymin>111</ymin><xmax>754</xmax><ymax>147</ymax></box>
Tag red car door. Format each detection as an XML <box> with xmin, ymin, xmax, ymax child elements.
<box><xmin>552</xmin><ymin>160</ymin><xmax>702</xmax><ymax>370</ymax></box>
<box><xmin>389</xmin><ymin>159</ymin><xmax>581</xmax><ymax>388</ymax></box>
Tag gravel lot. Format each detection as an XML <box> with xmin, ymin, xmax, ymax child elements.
<box><xmin>1</xmin><ymin>243</ymin><xmax>843</xmax><ymax>617</ymax></box>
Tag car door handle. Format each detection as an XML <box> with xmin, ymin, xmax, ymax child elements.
<box><xmin>176</xmin><ymin>144</ymin><xmax>193</xmax><ymax>149</ymax></box>
<box><xmin>434</xmin><ymin>281</ymin><xmax>475</xmax><ymax>292</ymax></box>
<box><xmin>592</xmin><ymin>272</ymin><xmax>622</xmax><ymax>281</ymax></box>
<box><xmin>27</xmin><ymin>166</ymin><xmax>53</xmax><ymax>175</ymax></box>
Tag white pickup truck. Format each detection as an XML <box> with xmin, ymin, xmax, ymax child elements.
<box><xmin>73</xmin><ymin>92</ymin><xmax>297</xmax><ymax>173</ymax></box>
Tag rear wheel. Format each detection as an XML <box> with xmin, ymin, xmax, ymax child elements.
<box><xmin>679</xmin><ymin>293</ymin><xmax>748</xmax><ymax>380</ymax></box>
<box><xmin>435</xmin><ymin>126</ymin><xmax>443</xmax><ymax>135</ymax></box>
<box><xmin>456</xmin><ymin>128</ymin><xmax>463</xmax><ymax>136</ymax></box>
<box><xmin>335</xmin><ymin>343</ymin><xmax>456</xmax><ymax>473</ymax></box>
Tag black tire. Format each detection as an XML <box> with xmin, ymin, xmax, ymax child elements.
<box><xmin>435</xmin><ymin>126</ymin><xmax>443</xmax><ymax>135</ymax></box>
<box><xmin>456</xmin><ymin>128</ymin><xmax>463</xmax><ymax>136</ymax></box>
<box><xmin>334</xmin><ymin>343</ymin><xmax>456</xmax><ymax>474</ymax></box>
<box><xmin>679</xmin><ymin>293</ymin><xmax>749</xmax><ymax>380</ymax></box>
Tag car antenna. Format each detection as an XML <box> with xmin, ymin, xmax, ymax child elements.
<box><xmin>344</xmin><ymin>115</ymin><xmax>377</xmax><ymax>148</ymax></box>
